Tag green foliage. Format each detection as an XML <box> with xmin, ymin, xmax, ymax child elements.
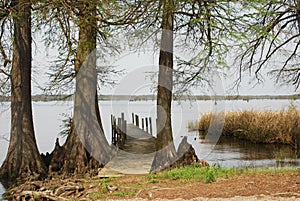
<box><xmin>233</xmin><ymin>0</ymin><xmax>300</xmax><ymax>89</ymax></box>
<box><xmin>147</xmin><ymin>179</ymin><xmax>159</xmax><ymax>184</ymax></box>
<box><xmin>100</xmin><ymin>178</ymin><xmax>112</xmax><ymax>192</ymax></box>
<box><xmin>147</xmin><ymin>163</ymin><xmax>241</xmax><ymax>183</ymax></box>
<box><xmin>204</xmin><ymin>168</ymin><xmax>216</xmax><ymax>183</ymax></box>
<box><xmin>148</xmin><ymin>164</ymin><xmax>300</xmax><ymax>185</ymax></box>
<box><xmin>88</xmin><ymin>192</ymin><xmax>103</xmax><ymax>200</ymax></box>
<box><xmin>113</xmin><ymin>190</ymin><xmax>136</xmax><ymax>197</ymax></box>
<box><xmin>88</xmin><ymin>178</ymin><xmax>114</xmax><ymax>199</ymax></box>
<box><xmin>88</xmin><ymin>177</ymin><xmax>137</xmax><ymax>199</ymax></box>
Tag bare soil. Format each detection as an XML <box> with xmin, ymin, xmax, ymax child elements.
<box><xmin>4</xmin><ymin>170</ymin><xmax>300</xmax><ymax>200</ymax></box>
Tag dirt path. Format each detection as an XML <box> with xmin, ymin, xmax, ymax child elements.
<box><xmin>4</xmin><ymin>170</ymin><xmax>300</xmax><ymax>200</ymax></box>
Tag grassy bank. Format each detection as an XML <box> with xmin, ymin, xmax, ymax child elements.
<box><xmin>197</xmin><ymin>105</ymin><xmax>300</xmax><ymax>148</ymax></box>
<box><xmin>147</xmin><ymin>163</ymin><xmax>245</xmax><ymax>183</ymax></box>
<box><xmin>4</xmin><ymin>164</ymin><xmax>300</xmax><ymax>200</ymax></box>
<box><xmin>147</xmin><ymin>164</ymin><xmax>299</xmax><ymax>183</ymax></box>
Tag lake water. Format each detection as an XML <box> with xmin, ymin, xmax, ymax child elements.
<box><xmin>0</xmin><ymin>99</ymin><xmax>299</xmax><ymax>197</ymax></box>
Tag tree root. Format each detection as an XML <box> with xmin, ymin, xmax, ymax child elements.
<box><xmin>16</xmin><ymin>191</ymin><xmax>68</xmax><ymax>201</ymax></box>
<box><xmin>7</xmin><ymin>181</ymin><xmax>85</xmax><ymax>201</ymax></box>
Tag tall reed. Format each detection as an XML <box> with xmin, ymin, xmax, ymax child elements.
<box><xmin>198</xmin><ymin>105</ymin><xmax>300</xmax><ymax>148</ymax></box>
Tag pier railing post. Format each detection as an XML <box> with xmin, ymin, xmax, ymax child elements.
<box><xmin>121</xmin><ymin>112</ymin><xmax>126</xmax><ymax>146</ymax></box>
<box><xmin>145</xmin><ymin>117</ymin><xmax>149</xmax><ymax>133</ymax></box>
<box><xmin>132</xmin><ymin>113</ymin><xmax>134</xmax><ymax>124</ymax></box>
<box><xmin>121</xmin><ymin>112</ymin><xmax>125</xmax><ymax>122</ymax></box>
<box><xmin>111</xmin><ymin>115</ymin><xmax>117</xmax><ymax>145</ymax></box>
<box><xmin>135</xmin><ymin>114</ymin><xmax>139</xmax><ymax>127</ymax></box>
<box><xmin>111</xmin><ymin>113</ymin><xmax>127</xmax><ymax>148</ymax></box>
<box><xmin>111</xmin><ymin>115</ymin><xmax>114</xmax><ymax>144</ymax></box>
<box><xmin>149</xmin><ymin>117</ymin><xmax>152</xmax><ymax>135</ymax></box>
<box><xmin>117</xmin><ymin>117</ymin><xmax>121</xmax><ymax>147</ymax></box>
<box><xmin>124</xmin><ymin>120</ymin><xmax>127</xmax><ymax>140</ymax></box>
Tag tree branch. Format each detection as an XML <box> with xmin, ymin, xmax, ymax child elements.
<box><xmin>0</xmin><ymin>68</ymin><xmax>10</xmax><ymax>77</ymax></box>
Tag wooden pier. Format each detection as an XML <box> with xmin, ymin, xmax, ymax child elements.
<box><xmin>99</xmin><ymin>113</ymin><xmax>156</xmax><ymax>177</ymax></box>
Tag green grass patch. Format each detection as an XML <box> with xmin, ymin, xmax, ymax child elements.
<box><xmin>147</xmin><ymin>164</ymin><xmax>300</xmax><ymax>183</ymax></box>
<box><xmin>147</xmin><ymin>179</ymin><xmax>159</xmax><ymax>184</ymax></box>
<box><xmin>99</xmin><ymin>177</ymin><xmax>113</xmax><ymax>192</ymax></box>
<box><xmin>113</xmin><ymin>189</ymin><xmax>137</xmax><ymax>197</ymax></box>
<box><xmin>147</xmin><ymin>163</ymin><xmax>242</xmax><ymax>183</ymax></box>
<box><xmin>89</xmin><ymin>192</ymin><xmax>104</xmax><ymax>200</ymax></box>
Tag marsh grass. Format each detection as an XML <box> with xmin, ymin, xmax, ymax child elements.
<box><xmin>198</xmin><ymin>105</ymin><xmax>300</xmax><ymax>148</ymax></box>
<box><xmin>273</xmin><ymin>149</ymin><xmax>299</xmax><ymax>163</ymax></box>
<box><xmin>188</xmin><ymin>121</ymin><xmax>200</xmax><ymax>132</ymax></box>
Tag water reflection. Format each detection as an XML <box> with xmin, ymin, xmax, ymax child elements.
<box><xmin>201</xmin><ymin>136</ymin><xmax>300</xmax><ymax>168</ymax></box>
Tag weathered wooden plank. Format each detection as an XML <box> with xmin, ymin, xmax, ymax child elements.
<box><xmin>102</xmin><ymin>119</ymin><xmax>156</xmax><ymax>176</ymax></box>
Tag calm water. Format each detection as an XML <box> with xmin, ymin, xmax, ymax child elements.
<box><xmin>0</xmin><ymin>99</ymin><xmax>299</xmax><ymax>197</ymax></box>
<box><xmin>202</xmin><ymin>136</ymin><xmax>300</xmax><ymax>167</ymax></box>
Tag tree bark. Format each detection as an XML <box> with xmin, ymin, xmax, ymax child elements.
<box><xmin>297</xmin><ymin>0</ymin><xmax>300</xmax><ymax>34</ymax></box>
<box><xmin>151</xmin><ymin>0</ymin><xmax>178</xmax><ymax>172</ymax></box>
<box><xmin>0</xmin><ymin>0</ymin><xmax>46</xmax><ymax>186</ymax></box>
<box><xmin>49</xmin><ymin>2</ymin><xmax>114</xmax><ymax>174</ymax></box>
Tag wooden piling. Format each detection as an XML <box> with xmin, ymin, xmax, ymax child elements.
<box><xmin>117</xmin><ymin>117</ymin><xmax>121</xmax><ymax>146</ymax></box>
<box><xmin>132</xmin><ymin>113</ymin><xmax>134</xmax><ymax>124</ymax></box>
<box><xmin>121</xmin><ymin>119</ymin><xmax>126</xmax><ymax>146</ymax></box>
<box><xmin>111</xmin><ymin>115</ymin><xmax>114</xmax><ymax>144</ymax></box>
<box><xmin>110</xmin><ymin>113</ymin><xmax>127</xmax><ymax>148</ymax></box>
<box><xmin>121</xmin><ymin>112</ymin><xmax>125</xmax><ymax>132</ymax></box>
<box><xmin>124</xmin><ymin>120</ymin><xmax>127</xmax><ymax>140</ymax></box>
<box><xmin>145</xmin><ymin>117</ymin><xmax>149</xmax><ymax>133</ymax></box>
<box><xmin>135</xmin><ymin>114</ymin><xmax>139</xmax><ymax>127</ymax></box>
<box><xmin>111</xmin><ymin>115</ymin><xmax>118</xmax><ymax>145</ymax></box>
<box><xmin>142</xmin><ymin>118</ymin><xmax>144</xmax><ymax>130</ymax></box>
<box><xmin>149</xmin><ymin>117</ymin><xmax>152</xmax><ymax>135</ymax></box>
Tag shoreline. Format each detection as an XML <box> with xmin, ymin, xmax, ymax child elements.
<box><xmin>0</xmin><ymin>94</ymin><xmax>300</xmax><ymax>102</ymax></box>
<box><xmin>2</xmin><ymin>167</ymin><xmax>300</xmax><ymax>200</ymax></box>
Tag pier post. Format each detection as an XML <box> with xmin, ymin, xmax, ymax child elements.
<box><xmin>149</xmin><ymin>117</ymin><xmax>152</xmax><ymax>135</ymax></box>
<box><xmin>111</xmin><ymin>115</ymin><xmax>114</xmax><ymax>144</ymax></box>
<box><xmin>145</xmin><ymin>117</ymin><xmax>149</xmax><ymax>133</ymax></box>
<box><xmin>132</xmin><ymin>113</ymin><xmax>134</xmax><ymax>124</ymax></box>
<box><xmin>117</xmin><ymin>117</ymin><xmax>121</xmax><ymax>147</ymax></box>
<box><xmin>135</xmin><ymin>114</ymin><xmax>139</xmax><ymax>127</ymax></box>
<box><xmin>124</xmin><ymin>120</ymin><xmax>127</xmax><ymax>140</ymax></box>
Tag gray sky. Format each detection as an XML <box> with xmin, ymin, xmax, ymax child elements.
<box><xmin>31</xmin><ymin>36</ymin><xmax>298</xmax><ymax>96</ymax></box>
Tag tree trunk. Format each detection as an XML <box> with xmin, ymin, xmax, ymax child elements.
<box><xmin>297</xmin><ymin>0</ymin><xmax>300</xmax><ymax>34</ymax></box>
<box><xmin>49</xmin><ymin>3</ymin><xmax>114</xmax><ymax>174</ymax></box>
<box><xmin>0</xmin><ymin>0</ymin><xmax>46</xmax><ymax>186</ymax></box>
<box><xmin>151</xmin><ymin>0</ymin><xmax>178</xmax><ymax>172</ymax></box>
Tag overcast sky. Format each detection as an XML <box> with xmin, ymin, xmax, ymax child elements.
<box><xmin>31</xmin><ymin>35</ymin><xmax>298</xmax><ymax>96</ymax></box>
